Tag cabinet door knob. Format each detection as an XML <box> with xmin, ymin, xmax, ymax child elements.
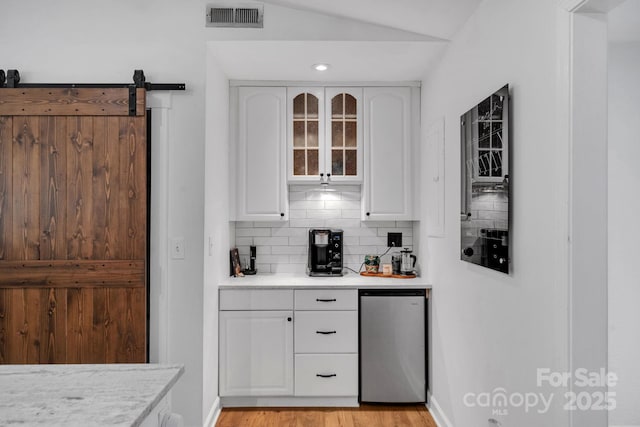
<box><xmin>287</xmin><ymin>317</ymin><xmax>292</xmax><ymax>322</ymax></box>
<box><xmin>316</xmin><ymin>298</ymin><xmax>336</xmax><ymax>302</ymax></box>
<box><xmin>316</xmin><ymin>330</ymin><xmax>337</xmax><ymax>335</ymax></box>
<box><xmin>366</xmin><ymin>212</ymin><xmax>370</xmax><ymax>217</ymax></box>
<box><xmin>280</xmin><ymin>212</ymin><xmax>285</xmax><ymax>217</ymax></box>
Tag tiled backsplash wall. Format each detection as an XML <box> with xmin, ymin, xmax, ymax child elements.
<box><xmin>233</xmin><ymin>185</ymin><xmax>417</xmax><ymax>274</ymax></box>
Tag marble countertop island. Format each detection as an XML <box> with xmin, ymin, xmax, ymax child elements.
<box><xmin>0</xmin><ymin>364</ymin><xmax>183</xmax><ymax>427</ymax></box>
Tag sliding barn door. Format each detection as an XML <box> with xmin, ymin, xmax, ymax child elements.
<box><xmin>0</xmin><ymin>88</ymin><xmax>147</xmax><ymax>363</ymax></box>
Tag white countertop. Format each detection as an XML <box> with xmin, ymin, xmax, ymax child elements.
<box><xmin>0</xmin><ymin>363</ymin><xmax>183</xmax><ymax>427</ymax></box>
<box><xmin>220</xmin><ymin>272</ymin><xmax>431</xmax><ymax>289</ymax></box>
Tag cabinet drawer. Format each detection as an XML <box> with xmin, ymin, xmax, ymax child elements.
<box><xmin>295</xmin><ymin>289</ymin><xmax>357</xmax><ymax>310</ymax></box>
<box><xmin>295</xmin><ymin>354</ymin><xmax>358</xmax><ymax>396</ymax></box>
<box><xmin>295</xmin><ymin>311</ymin><xmax>357</xmax><ymax>353</ymax></box>
<box><xmin>220</xmin><ymin>289</ymin><xmax>294</xmax><ymax>310</ymax></box>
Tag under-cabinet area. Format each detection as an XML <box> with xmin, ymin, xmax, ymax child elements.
<box><xmin>230</xmin><ymin>83</ymin><xmax>420</xmax><ymax>223</ymax></box>
<box><xmin>218</xmin><ymin>281</ymin><xmax>430</xmax><ymax>408</ymax></box>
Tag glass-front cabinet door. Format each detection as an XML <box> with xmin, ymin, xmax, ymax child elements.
<box><xmin>325</xmin><ymin>87</ymin><xmax>363</xmax><ymax>182</ymax></box>
<box><xmin>287</xmin><ymin>87</ymin><xmax>362</xmax><ymax>183</ymax></box>
<box><xmin>288</xmin><ymin>88</ymin><xmax>324</xmax><ymax>181</ymax></box>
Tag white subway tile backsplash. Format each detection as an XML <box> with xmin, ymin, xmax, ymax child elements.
<box><xmin>233</xmin><ymin>187</ymin><xmax>418</xmax><ymax>273</ymax></box>
<box><xmin>324</xmin><ymin>200</ymin><xmax>360</xmax><ymax>210</ymax></box>
<box><xmin>340</xmin><ymin>191</ymin><xmax>361</xmax><ymax>201</ymax></box>
<box><xmin>287</xmin><ymin>236</ymin><xmax>308</xmax><ymax>246</ymax></box>
<box><xmin>235</xmin><ymin>221</ymin><xmax>254</xmax><ymax>228</ymax></box>
<box><xmin>271</xmin><ymin>264</ymin><xmax>306</xmax><ymax>274</ymax></box>
<box><xmin>361</xmin><ymin>221</ymin><xmax>395</xmax><ymax>228</ymax></box>
<box><xmin>306</xmin><ymin>191</ymin><xmax>341</xmax><ymax>201</ymax></box>
<box><xmin>272</xmin><ymin>245</ymin><xmax>307</xmax><ymax>255</ymax></box>
<box><xmin>256</xmin><ymin>263</ymin><xmax>272</xmax><ymax>273</ymax></box>
<box><xmin>235</xmin><ymin>237</ymin><xmax>254</xmax><ymax>246</ymax></box>
<box><xmin>257</xmin><ymin>254</ymin><xmax>290</xmax><ymax>264</ymax></box>
<box><xmin>236</xmin><ymin>228</ymin><xmax>271</xmax><ymax>237</ymax></box>
<box><xmin>289</xmin><ymin>200</ymin><xmax>325</xmax><ymax>210</ymax></box>
<box><xmin>325</xmin><ymin>219</ymin><xmax>361</xmax><ymax>229</ymax></box>
<box><xmin>377</xmin><ymin>227</ymin><xmax>413</xmax><ymax>237</ymax></box>
<box><xmin>289</xmin><ymin>218</ymin><xmax>326</xmax><ymax>228</ymax></box>
<box><xmin>271</xmin><ymin>227</ymin><xmax>307</xmax><ymax>237</ymax></box>
<box><xmin>253</xmin><ymin>221</ymin><xmax>289</xmax><ymax>228</ymax></box>
<box><xmin>307</xmin><ymin>209</ymin><xmax>342</xmax><ymax>219</ymax></box>
<box><xmin>289</xmin><ymin>209</ymin><xmax>308</xmax><ymax>219</ymax></box>
<box><xmin>341</xmin><ymin>209</ymin><xmax>362</xmax><ymax>219</ymax></box>
<box><xmin>253</xmin><ymin>236</ymin><xmax>289</xmax><ymax>246</ymax></box>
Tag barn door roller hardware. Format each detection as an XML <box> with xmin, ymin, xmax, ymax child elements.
<box><xmin>0</xmin><ymin>69</ymin><xmax>186</xmax><ymax>116</ymax></box>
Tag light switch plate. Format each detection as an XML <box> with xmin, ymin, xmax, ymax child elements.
<box><xmin>171</xmin><ymin>238</ymin><xmax>185</xmax><ymax>259</ymax></box>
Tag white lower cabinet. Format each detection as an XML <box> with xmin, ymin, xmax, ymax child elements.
<box><xmin>294</xmin><ymin>311</ymin><xmax>358</xmax><ymax>354</ymax></box>
<box><xmin>219</xmin><ymin>310</ymin><xmax>294</xmax><ymax>396</ymax></box>
<box><xmin>219</xmin><ymin>288</ymin><xmax>358</xmax><ymax>401</ymax></box>
<box><xmin>295</xmin><ymin>354</ymin><xmax>358</xmax><ymax>396</ymax></box>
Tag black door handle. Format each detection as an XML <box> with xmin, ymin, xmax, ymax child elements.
<box><xmin>316</xmin><ymin>330</ymin><xmax>336</xmax><ymax>335</ymax></box>
<box><xmin>316</xmin><ymin>373</ymin><xmax>337</xmax><ymax>378</ymax></box>
<box><xmin>316</xmin><ymin>298</ymin><xmax>336</xmax><ymax>302</ymax></box>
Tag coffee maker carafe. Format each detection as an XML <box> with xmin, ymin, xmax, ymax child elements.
<box><xmin>307</xmin><ymin>229</ymin><xmax>343</xmax><ymax>276</ymax></box>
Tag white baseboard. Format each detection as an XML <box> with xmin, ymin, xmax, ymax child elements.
<box><xmin>220</xmin><ymin>396</ymin><xmax>359</xmax><ymax>407</ymax></box>
<box><xmin>610</xmin><ymin>425</ymin><xmax>640</xmax><ymax>427</ymax></box>
<box><xmin>427</xmin><ymin>396</ymin><xmax>453</xmax><ymax>427</ymax></box>
<box><xmin>204</xmin><ymin>396</ymin><xmax>221</xmax><ymax>427</ymax></box>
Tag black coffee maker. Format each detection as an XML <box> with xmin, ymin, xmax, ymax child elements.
<box><xmin>307</xmin><ymin>229</ymin><xmax>343</xmax><ymax>276</ymax></box>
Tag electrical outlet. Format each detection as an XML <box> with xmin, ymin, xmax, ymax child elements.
<box><xmin>387</xmin><ymin>232</ymin><xmax>402</xmax><ymax>248</ymax></box>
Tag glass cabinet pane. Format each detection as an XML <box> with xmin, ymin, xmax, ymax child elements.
<box><xmin>307</xmin><ymin>95</ymin><xmax>319</xmax><ymax>118</ymax></box>
<box><xmin>332</xmin><ymin>122</ymin><xmax>343</xmax><ymax>147</ymax></box>
<box><xmin>307</xmin><ymin>121</ymin><xmax>318</xmax><ymax>147</ymax></box>
<box><xmin>344</xmin><ymin>94</ymin><xmax>356</xmax><ymax>119</ymax></box>
<box><xmin>345</xmin><ymin>150</ymin><xmax>357</xmax><ymax>175</ymax></box>
<box><xmin>332</xmin><ymin>95</ymin><xmax>343</xmax><ymax>119</ymax></box>
<box><xmin>292</xmin><ymin>92</ymin><xmax>320</xmax><ymax>176</ymax></box>
<box><xmin>293</xmin><ymin>94</ymin><xmax>305</xmax><ymax>119</ymax></box>
<box><xmin>307</xmin><ymin>150</ymin><xmax>319</xmax><ymax>175</ymax></box>
<box><xmin>293</xmin><ymin>121</ymin><xmax>305</xmax><ymax>147</ymax></box>
<box><xmin>330</xmin><ymin>93</ymin><xmax>358</xmax><ymax>177</ymax></box>
<box><xmin>294</xmin><ymin>150</ymin><xmax>306</xmax><ymax>175</ymax></box>
<box><xmin>344</xmin><ymin>121</ymin><xmax>356</xmax><ymax>147</ymax></box>
<box><xmin>332</xmin><ymin>150</ymin><xmax>344</xmax><ymax>175</ymax></box>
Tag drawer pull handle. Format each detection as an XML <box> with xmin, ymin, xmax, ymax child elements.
<box><xmin>316</xmin><ymin>330</ymin><xmax>337</xmax><ymax>335</ymax></box>
<box><xmin>316</xmin><ymin>373</ymin><xmax>337</xmax><ymax>378</ymax></box>
<box><xmin>316</xmin><ymin>298</ymin><xmax>336</xmax><ymax>302</ymax></box>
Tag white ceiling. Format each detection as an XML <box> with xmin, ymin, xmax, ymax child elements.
<box><xmin>260</xmin><ymin>0</ymin><xmax>483</xmax><ymax>40</ymax></box>
<box><xmin>208</xmin><ymin>41</ymin><xmax>445</xmax><ymax>81</ymax></box>
<box><xmin>609</xmin><ymin>0</ymin><xmax>640</xmax><ymax>43</ymax></box>
<box><xmin>208</xmin><ymin>0</ymin><xmax>483</xmax><ymax>81</ymax></box>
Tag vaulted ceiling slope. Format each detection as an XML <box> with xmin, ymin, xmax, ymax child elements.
<box><xmin>260</xmin><ymin>0</ymin><xmax>484</xmax><ymax>40</ymax></box>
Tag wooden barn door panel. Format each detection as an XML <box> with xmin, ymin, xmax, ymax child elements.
<box><xmin>0</xmin><ymin>88</ymin><xmax>147</xmax><ymax>364</ymax></box>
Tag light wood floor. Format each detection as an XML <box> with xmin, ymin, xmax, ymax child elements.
<box><xmin>215</xmin><ymin>404</ymin><xmax>437</xmax><ymax>427</ymax></box>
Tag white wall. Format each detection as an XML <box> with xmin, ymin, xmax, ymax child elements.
<box><xmin>1</xmin><ymin>1</ymin><xmax>207</xmax><ymax>425</ymax></box>
<box><xmin>420</xmin><ymin>0</ymin><xmax>570</xmax><ymax>425</ymax></box>
<box><xmin>608</xmin><ymin>42</ymin><xmax>640</xmax><ymax>427</ymax></box>
<box><xmin>203</xmin><ymin>51</ymin><xmax>230</xmax><ymax>424</ymax></box>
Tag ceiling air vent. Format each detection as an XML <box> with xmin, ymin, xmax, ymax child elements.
<box><xmin>206</xmin><ymin>3</ymin><xmax>264</xmax><ymax>28</ymax></box>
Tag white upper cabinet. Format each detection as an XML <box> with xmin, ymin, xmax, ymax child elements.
<box><xmin>362</xmin><ymin>87</ymin><xmax>415</xmax><ymax>221</ymax></box>
<box><xmin>236</xmin><ymin>87</ymin><xmax>288</xmax><ymax>221</ymax></box>
<box><xmin>287</xmin><ymin>87</ymin><xmax>363</xmax><ymax>184</ymax></box>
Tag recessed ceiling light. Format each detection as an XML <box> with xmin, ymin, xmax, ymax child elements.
<box><xmin>313</xmin><ymin>63</ymin><xmax>330</xmax><ymax>71</ymax></box>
